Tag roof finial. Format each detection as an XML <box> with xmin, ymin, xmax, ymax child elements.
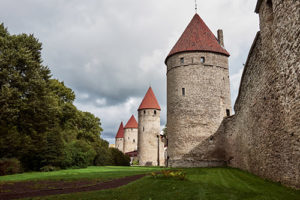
<box><xmin>195</xmin><ymin>0</ymin><xmax>198</xmax><ymax>13</ymax></box>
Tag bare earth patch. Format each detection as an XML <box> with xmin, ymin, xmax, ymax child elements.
<box><xmin>0</xmin><ymin>174</ymin><xmax>145</xmax><ymax>200</ymax></box>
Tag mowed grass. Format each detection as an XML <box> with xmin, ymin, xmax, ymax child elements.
<box><xmin>30</xmin><ymin>167</ymin><xmax>300</xmax><ymax>200</ymax></box>
<box><xmin>0</xmin><ymin>166</ymin><xmax>162</xmax><ymax>182</ymax></box>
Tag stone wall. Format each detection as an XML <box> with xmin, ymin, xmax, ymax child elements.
<box><xmin>166</xmin><ymin>51</ymin><xmax>231</xmax><ymax>167</ymax></box>
<box><xmin>179</xmin><ymin>0</ymin><xmax>300</xmax><ymax>188</ymax></box>
<box><xmin>189</xmin><ymin>0</ymin><xmax>300</xmax><ymax>188</ymax></box>
<box><xmin>225</xmin><ymin>0</ymin><xmax>300</xmax><ymax>188</ymax></box>
<box><xmin>138</xmin><ymin>109</ymin><xmax>164</xmax><ymax>166</ymax></box>
<box><xmin>123</xmin><ymin>128</ymin><xmax>138</xmax><ymax>153</ymax></box>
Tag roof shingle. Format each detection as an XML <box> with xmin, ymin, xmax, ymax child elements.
<box><xmin>138</xmin><ymin>87</ymin><xmax>161</xmax><ymax>111</ymax></box>
<box><xmin>115</xmin><ymin>122</ymin><xmax>124</xmax><ymax>138</ymax></box>
<box><xmin>165</xmin><ymin>13</ymin><xmax>230</xmax><ymax>63</ymax></box>
<box><xmin>124</xmin><ymin>115</ymin><xmax>138</xmax><ymax>129</ymax></box>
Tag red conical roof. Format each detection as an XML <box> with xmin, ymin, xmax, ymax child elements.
<box><xmin>124</xmin><ymin>115</ymin><xmax>138</xmax><ymax>129</ymax></box>
<box><xmin>115</xmin><ymin>122</ymin><xmax>124</xmax><ymax>138</ymax></box>
<box><xmin>138</xmin><ymin>87</ymin><xmax>161</xmax><ymax>111</ymax></box>
<box><xmin>165</xmin><ymin>13</ymin><xmax>230</xmax><ymax>63</ymax></box>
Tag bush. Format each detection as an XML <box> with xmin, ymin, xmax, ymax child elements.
<box><xmin>0</xmin><ymin>158</ymin><xmax>22</xmax><ymax>176</ymax></box>
<box><xmin>40</xmin><ymin>165</ymin><xmax>60</xmax><ymax>172</ymax></box>
<box><xmin>132</xmin><ymin>159</ymin><xmax>139</xmax><ymax>166</ymax></box>
<box><xmin>94</xmin><ymin>146</ymin><xmax>112</xmax><ymax>166</ymax></box>
<box><xmin>109</xmin><ymin>148</ymin><xmax>130</xmax><ymax>166</ymax></box>
<box><xmin>61</xmin><ymin>140</ymin><xmax>96</xmax><ymax>169</ymax></box>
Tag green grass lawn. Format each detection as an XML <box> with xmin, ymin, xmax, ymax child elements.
<box><xmin>0</xmin><ymin>166</ymin><xmax>162</xmax><ymax>182</ymax></box>
<box><xmin>28</xmin><ymin>167</ymin><xmax>300</xmax><ymax>200</ymax></box>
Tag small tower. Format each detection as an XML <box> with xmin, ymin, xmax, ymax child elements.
<box><xmin>138</xmin><ymin>87</ymin><xmax>164</xmax><ymax>166</ymax></box>
<box><xmin>115</xmin><ymin>122</ymin><xmax>124</xmax><ymax>152</ymax></box>
<box><xmin>123</xmin><ymin>115</ymin><xmax>138</xmax><ymax>153</ymax></box>
<box><xmin>165</xmin><ymin>14</ymin><xmax>231</xmax><ymax>167</ymax></box>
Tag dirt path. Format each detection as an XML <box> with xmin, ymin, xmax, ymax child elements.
<box><xmin>0</xmin><ymin>174</ymin><xmax>145</xmax><ymax>200</ymax></box>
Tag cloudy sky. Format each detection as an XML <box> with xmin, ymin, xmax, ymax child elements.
<box><xmin>0</xmin><ymin>0</ymin><xmax>259</xmax><ymax>144</ymax></box>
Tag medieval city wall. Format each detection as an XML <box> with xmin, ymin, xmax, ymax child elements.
<box><xmin>225</xmin><ymin>0</ymin><xmax>300</xmax><ymax>188</ymax></box>
<box><xmin>185</xmin><ymin>0</ymin><xmax>300</xmax><ymax>188</ymax></box>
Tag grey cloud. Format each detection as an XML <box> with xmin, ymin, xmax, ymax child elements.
<box><xmin>0</xmin><ymin>0</ymin><xmax>259</xmax><ymax>143</ymax></box>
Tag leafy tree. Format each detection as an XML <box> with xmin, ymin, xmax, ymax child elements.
<box><xmin>0</xmin><ymin>23</ymin><xmax>127</xmax><ymax>171</ymax></box>
<box><xmin>110</xmin><ymin>148</ymin><xmax>130</xmax><ymax>166</ymax></box>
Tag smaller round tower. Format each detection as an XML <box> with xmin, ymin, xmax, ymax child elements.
<box><xmin>115</xmin><ymin>122</ymin><xmax>124</xmax><ymax>152</ymax></box>
<box><xmin>138</xmin><ymin>87</ymin><xmax>164</xmax><ymax>166</ymax></box>
<box><xmin>123</xmin><ymin>115</ymin><xmax>138</xmax><ymax>153</ymax></box>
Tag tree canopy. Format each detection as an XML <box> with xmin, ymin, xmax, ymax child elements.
<box><xmin>0</xmin><ymin>23</ymin><xmax>129</xmax><ymax>172</ymax></box>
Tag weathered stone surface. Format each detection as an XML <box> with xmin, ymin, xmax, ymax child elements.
<box><xmin>166</xmin><ymin>51</ymin><xmax>231</xmax><ymax>167</ymax></box>
<box><xmin>138</xmin><ymin>109</ymin><xmax>164</xmax><ymax>166</ymax></box>
<box><xmin>115</xmin><ymin>138</ymin><xmax>124</xmax><ymax>152</ymax></box>
<box><xmin>224</xmin><ymin>0</ymin><xmax>300</xmax><ymax>188</ymax></box>
<box><xmin>123</xmin><ymin>128</ymin><xmax>138</xmax><ymax>153</ymax></box>
<box><xmin>166</xmin><ymin>0</ymin><xmax>300</xmax><ymax>189</ymax></box>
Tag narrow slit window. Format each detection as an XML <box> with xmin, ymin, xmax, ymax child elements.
<box><xmin>267</xmin><ymin>0</ymin><xmax>273</xmax><ymax>8</ymax></box>
<box><xmin>144</xmin><ymin>110</ymin><xmax>146</xmax><ymax>114</ymax></box>
<box><xmin>226</xmin><ymin>109</ymin><xmax>230</xmax><ymax>116</ymax></box>
<box><xmin>180</xmin><ymin>57</ymin><xmax>184</xmax><ymax>65</ymax></box>
<box><xmin>200</xmin><ymin>57</ymin><xmax>205</xmax><ymax>63</ymax></box>
<box><xmin>133</xmin><ymin>139</ymin><xmax>135</xmax><ymax>143</ymax></box>
<box><xmin>143</xmin><ymin>127</ymin><xmax>144</xmax><ymax>131</ymax></box>
<box><xmin>182</xmin><ymin>88</ymin><xmax>185</xmax><ymax>96</ymax></box>
<box><xmin>154</xmin><ymin>110</ymin><xmax>156</xmax><ymax>115</ymax></box>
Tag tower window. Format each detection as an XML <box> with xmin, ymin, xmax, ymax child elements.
<box><xmin>226</xmin><ymin>109</ymin><xmax>230</xmax><ymax>116</ymax></box>
<box><xmin>180</xmin><ymin>57</ymin><xmax>184</xmax><ymax>64</ymax></box>
<box><xmin>144</xmin><ymin>110</ymin><xmax>146</xmax><ymax>114</ymax></box>
<box><xmin>143</xmin><ymin>127</ymin><xmax>144</xmax><ymax>131</ymax></box>
<box><xmin>154</xmin><ymin>110</ymin><xmax>156</xmax><ymax>115</ymax></box>
<box><xmin>200</xmin><ymin>57</ymin><xmax>205</xmax><ymax>63</ymax></box>
<box><xmin>133</xmin><ymin>139</ymin><xmax>135</xmax><ymax>143</ymax></box>
<box><xmin>182</xmin><ymin>88</ymin><xmax>185</xmax><ymax>96</ymax></box>
<box><xmin>267</xmin><ymin>0</ymin><xmax>273</xmax><ymax>8</ymax></box>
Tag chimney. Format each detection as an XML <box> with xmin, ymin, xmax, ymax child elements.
<box><xmin>217</xmin><ymin>29</ymin><xmax>224</xmax><ymax>47</ymax></box>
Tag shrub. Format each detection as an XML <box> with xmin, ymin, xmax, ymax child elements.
<box><xmin>109</xmin><ymin>148</ymin><xmax>130</xmax><ymax>166</ymax></box>
<box><xmin>61</xmin><ymin>140</ymin><xmax>96</xmax><ymax>169</ymax></box>
<box><xmin>0</xmin><ymin>158</ymin><xmax>22</xmax><ymax>176</ymax></box>
<box><xmin>132</xmin><ymin>159</ymin><xmax>139</xmax><ymax>166</ymax></box>
<box><xmin>94</xmin><ymin>146</ymin><xmax>112</xmax><ymax>166</ymax></box>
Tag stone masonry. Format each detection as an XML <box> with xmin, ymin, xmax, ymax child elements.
<box><xmin>138</xmin><ymin>87</ymin><xmax>164</xmax><ymax>166</ymax></box>
<box><xmin>166</xmin><ymin>14</ymin><xmax>232</xmax><ymax>167</ymax></box>
<box><xmin>168</xmin><ymin>0</ymin><xmax>300</xmax><ymax>189</ymax></box>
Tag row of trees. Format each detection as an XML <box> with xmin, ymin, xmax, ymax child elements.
<box><xmin>0</xmin><ymin>24</ymin><xmax>129</xmax><ymax>172</ymax></box>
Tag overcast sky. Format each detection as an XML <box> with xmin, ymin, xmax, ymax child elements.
<box><xmin>0</xmin><ymin>0</ymin><xmax>259</xmax><ymax>144</ymax></box>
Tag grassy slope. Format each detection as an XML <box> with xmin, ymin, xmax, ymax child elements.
<box><xmin>0</xmin><ymin>166</ymin><xmax>162</xmax><ymax>182</ymax></box>
<box><xmin>31</xmin><ymin>168</ymin><xmax>300</xmax><ymax>200</ymax></box>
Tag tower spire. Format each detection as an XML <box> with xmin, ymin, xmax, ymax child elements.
<box><xmin>195</xmin><ymin>0</ymin><xmax>198</xmax><ymax>13</ymax></box>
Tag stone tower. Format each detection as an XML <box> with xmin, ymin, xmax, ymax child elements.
<box><xmin>138</xmin><ymin>87</ymin><xmax>164</xmax><ymax>166</ymax></box>
<box><xmin>165</xmin><ymin>14</ymin><xmax>231</xmax><ymax>167</ymax></box>
<box><xmin>115</xmin><ymin>122</ymin><xmax>124</xmax><ymax>152</ymax></box>
<box><xmin>123</xmin><ymin>115</ymin><xmax>138</xmax><ymax>153</ymax></box>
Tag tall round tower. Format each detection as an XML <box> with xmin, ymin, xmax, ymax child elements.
<box><xmin>138</xmin><ymin>87</ymin><xmax>164</xmax><ymax>166</ymax></box>
<box><xmin>123</xmin><ymin>115</ymin><xmax>138</xmax><ymax>153</ymax></box>
<box><xmin>115</xmin><ymin>122</ymin><xmax>124</xmax><ymax>152</ymax></box>
<box><xmin>165</xmin><ymin>14</ymin><xmax>231</xmax><ymax>167</ymax></box>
